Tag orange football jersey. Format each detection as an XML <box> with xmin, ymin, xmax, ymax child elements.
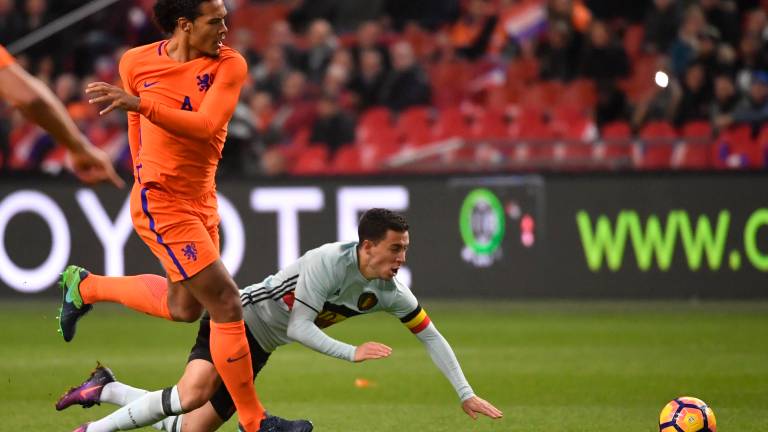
<box><xmin>0</xmin><ymin>45</ymin><xmax>15</xmax><ymax>68</ymax></box>
<box><xmin>119</xmin><ymin>40</ymin><xmax>247</xmax><ymax>198</ymax></box>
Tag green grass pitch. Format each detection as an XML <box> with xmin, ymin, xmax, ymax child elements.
<box><xmin>2</xmin><ymin>300</ymin><xmax>767</xmax><ymax>431</ymax></box>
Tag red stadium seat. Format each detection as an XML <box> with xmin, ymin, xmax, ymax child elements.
<box><xmin>397</xmin><ymin>106</ymin><xmax>433</xmax><ymax>146</ymax></box>
<box><xmin>634</xmin><ymin>142</ymin><xmax>674</xmax><ymax>170</ymax></box>
<box><xmin>289</xmin><ymin>145</ymin><xmax>329</xmax><ymax>175</ymax></box>
<box><xmin>680</xmin><ymin>121</ymin><xmax>713</xmax><ymax>140</ymax></box>
<box><xmin>331</xmin><ymin>145</ymin><xmax>367</xmax><ymax>174</ymax></box>
<box><xmin>640</xmin><ymin>121</ymin><xmax>678</xmax><ymax>140</ymax></box>
<box><xmin>756</xmin><ymin>124</ymin><xmax>768</xmax><ymax>168</ymax></box>
<box><xmin>472</xmin><ymin>108</ymin><xmax>509</xmax><ymax>140</ymax></box>
<box><xmin>714</xmin><ymin>125</ymin><xmax>761</xmax><ymax>168</ymax></box>
<box><xmin>428</xmin><ymin>61</ymin><xmax>472</xmax><ymax>107</ymax></box>
<box><xmin>433</xmin><ymin>107</ymin><xmax>471</xmax><ymax>140</ymax></box>
<box><xmin>601</xmin><ymin>121</ymin><xmax>632</xmax><ymax>140</ymax></box>
<box><xmin>514</xmin><ymin>106</ymin><xmax>552</xmax><ymax>139</ymax></box>
<box><xmin>672</xmin><ymin>141</ymin><xmax>712</xmax><ymax>170</ymax></box>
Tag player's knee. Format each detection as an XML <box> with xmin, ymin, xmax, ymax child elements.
<box><xmin>173</xmin><ymin>306</ymin><xmax>203</xmax><ymax>323</ymax></box>
<box><xmin>179</xmin><ymin>387</ymin><xmax>211</xmax><ymax>413</ymax></box>
<box><xmin>178</xmin><ymin>380</ymin><xmax>218</xmax><ymax>413</ymax></box>
<box><xmin>207</xmin><ymin>285</ymin><xmax>242</xmax><ymax>322</ymax></box>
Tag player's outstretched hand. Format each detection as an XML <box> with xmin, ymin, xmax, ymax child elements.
<box><xmin>353</xmin><ymin>341</ymin><xmax>392</xmax><ymax>362</ymax></box>
<box><xmin>68</xmin><ymin>146</ymin><xmax>125</xmax><ymax>188</ymax></box>
<box><xmin>461</xmin><ymin>395</ymin><xmax>503</xmax><ymax>420</ymax></box>
<box><xmin>85</xmin><ymin>82</ymin><xmax>140</xmax><ymax>115</ymax></box>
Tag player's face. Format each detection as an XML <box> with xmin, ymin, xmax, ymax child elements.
<box><xmin>189</xmin><ymin>0</ymin><xmax>228</xmax><ymax>57</ymax></box>
<box><xmin>363</xmin><ymin>230</ymin><xmax>409</xmax><ymax>280</ymax></box>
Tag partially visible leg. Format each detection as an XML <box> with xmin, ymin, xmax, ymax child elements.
<box><xmin>84</xmin><ymin>360</ymin><xmax>218</xmax><ymax>432</ymax></box>
<box><xmin>79</xmin><ymin>272</ymin><xmax>174</xmax><ymax>320</ymax></box>
<box><xmin>183</xmin><ymin>260</ymin><xmax>265</xmax><ymax>431</ymax></box>
<box><xmin>174</xmin><ymin>402</ymin><xmax>224</xmax><ymax>432</ymax></box>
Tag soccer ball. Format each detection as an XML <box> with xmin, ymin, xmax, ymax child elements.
<box><xmin>659</xmin><ymin>397</ymin><xmax>717</xmax><ymax>432</ymax></box>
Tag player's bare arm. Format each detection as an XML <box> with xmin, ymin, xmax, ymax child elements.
<box><xmin>0</xmin><ymin>63</ymin><xmax>124</xmax><ymax>188</ymax></box>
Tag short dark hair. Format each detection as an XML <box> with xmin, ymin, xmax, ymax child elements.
<box><xmin>153</xmin><ymin>0</ymin><xmax>207</xmax><ymax>34</ymax></box>
<box><xmin>358</xmin><ymin>208</ymin><xmax>409</xmax><ymax>243</ymax></box>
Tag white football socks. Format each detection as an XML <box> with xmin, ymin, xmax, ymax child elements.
<box><xmin>87</xmin><ymin>385</ymin><xmax>182</xmax><ymax>432</ymax></box>
<box><xmin>100</xmin><ymin>382</ymin><xmax>148</xmax><ymax>407</ymax></box>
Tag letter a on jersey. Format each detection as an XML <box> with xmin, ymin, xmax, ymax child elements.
<box><xmin>181</xmin><ymin>96</ymin><xmax>193</xmax><ymax>111</ymax></box>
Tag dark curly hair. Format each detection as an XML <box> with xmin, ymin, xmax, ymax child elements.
<box><xmin>358</xmin><ymin>209</ymin><xmax>409</xmax><ymax>243</ymax></box>
<box><xmin>153</xmin><ymin>0</ymin><xmax>207</xmax><ymax>34</ymax></box>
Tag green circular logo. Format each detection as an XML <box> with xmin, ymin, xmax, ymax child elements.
<box><xmin>459</xmin><ymin>189</ymin><xmax>506</xmax><ymax>256</ymax></box>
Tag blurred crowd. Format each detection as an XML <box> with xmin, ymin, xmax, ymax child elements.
<box><xmin>1</xmin><ymin>0</ymin><xmax>767</xmax><ymax>176</ymax></box>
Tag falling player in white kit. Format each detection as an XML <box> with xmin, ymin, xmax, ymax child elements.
<box><xmin>57</xmin><ymin>208</ymin><xmax>503</xmax><ymax>432</ymax></box>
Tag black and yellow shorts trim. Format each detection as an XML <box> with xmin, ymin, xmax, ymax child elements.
<box><xmin>188</xmin><ymin>316</ymin><xmax>271</xmax><ymax>421</ymax></box>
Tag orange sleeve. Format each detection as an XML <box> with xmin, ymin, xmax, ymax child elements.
<box><xmin>137</xmin><ymin>55</ymin><xmax>247</xmax><ymax>141</ymax></box>
<box><xmin>0</xmin><ymin>45</ymin><xmax>15</xmax><ymax>69</ymax></box>
<box><xmin>118</xmin><ymin>54</ymin><xmax>141</xmax><ymax>165</ymax></box>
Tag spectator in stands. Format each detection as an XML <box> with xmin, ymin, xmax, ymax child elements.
<box><xmin>710</xmin><ymin>73</ymin><xmax>740</xmax><ymax>131</ymax></box>
<box><xmin>669</xmin><ymin>5</ymin><xmax>707</xmax><ymax>76</ymax></box>
<box><xmin>0</xmin><ymin>0</ymin><xmax>24</xmax><ymax>44</ymax></box>
<box><xmin>743</xmin><ymin>8</ymin><xmax>768</xmax><ymax>43</ymax></box>
<box><xmin>673</xmin><ymin>62</ymin><xmax>712</xmax><ymax>126</ymax></box>
<box><xmin>310</xmin><ymin>92</ymin><xmax>356</xmax><ymax>156</ymax></box>
<box><xmin>595</xmin><ymin>80</ymin><xmax>631</xmax><ymax>127</ymax></box>
<box><xmin>548</xmin><ymin>0</ymin><xmax>592</xmax><ymax>34</ymax></box>
<box><xmin>231</xmin><ymin>28</ymin><xmax>261</xmax><ymax>69</ymax></box>
<box><xmin>269</xmin><ymin>20</ymin><xmax>302</xmax><ymax>70</ymax></box>
<box><xmin>715</xmin><ymin>70</ymin><xmax>768</xmax><ymax>132</ymax></box>
<box><xmin>734</xmin><ymin>34</ymin><xmax>768</xmax><ymax>92</ymax></box>
<box><xmin>254</xmin><ymin>45</ymin><xmax>291</xmax><ymax>102</ymax></box>
<box><xmin>536</xmin><ymin>20</ymin><xmax>580</xmax><ymax>81</ymax></box>
<box><xmin>349</xmin><ymin>49</ymin><xmax>387</xmax><ymax>111</ymax></box>
<box><xmin>53</xmin><ymin>73</ymin><xmax>80</xmax><ymax>107</ymax></box>
<box><xmin>643</xmin><ymin>0</ymin><xmax>682</xmax><ymax>54</ymax></box>
<box><xmin>577</xmin><ymin>20</ymin><xmax>629</xmax><ymax>82</ymax></box>
<box><xmin>350</xmin><ymin>20</ymin><xmax>391</xmax><ymax>74</ymax></box>
<box><xmin>333</xmin><ymin>0</ymin><xmax>386</xmax><ymax>34</ymax></box>
<box><xmin>273</xmin><ymin>71</ymin><xmax>317</xmax><ymax>143</ymax></box>
<box><xmin>299</xmin><ymin>19</ymin><xmax>337</xmax><ymax>84</ymax></box>
<box><xmin>322</xmin><ymin>62</ymin><xmax>351</xmax><ymax>103</ymax></box>
<box><xmin>286</xmin><ymin>0</ymin><xmax>336</xmax><ymax>34</ymax></box>
<box><xmin>694</xmin><ymin>25</ymin><xmax>724</xmax><ymax>76</ymax></box>
<box><xmin>380</xmin><ymin>41</ymin><xmax>431</xmax><ymax>112</ymax></box>
<box><xmin>384</xmin><ymin>0</ymin><xmax>460</xmax><ymax>32</ymax></box>
<box><xmin>699</xmin><ymin>0</ymin><xmax>740</xmax><ymax>46</ymax></box>
<box><xmin>449</xmin><ymin>0</ymin><xmax>498</xmax><ymax>61</ymax></box>
<box><xmin>632</xmin><ymin>66</ymin><xmax>682</xmax><ymax>129</ymax></box>
<box><xmin>20</xmin><ymin>0</ymin><xmax>52</xmax><ymax>61</ymax></box>
<box><xmin>489</xmin><ymin>0</ymin><xmax>548</xmax><ymax>60</ymax></box>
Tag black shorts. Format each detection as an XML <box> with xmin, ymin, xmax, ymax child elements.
<box><xmin>188</xmin><ymin>315</ymin><xmax>271</xmax><ymax>421</ymax></box>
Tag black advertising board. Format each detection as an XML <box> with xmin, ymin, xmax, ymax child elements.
<box><xmin>0</xmin><ymin>174</ymin><xmax>765</xmax><ymax>299</ymax></box>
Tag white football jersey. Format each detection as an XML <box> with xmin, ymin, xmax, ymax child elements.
<box><xmin>241</xmin><ymin>242</ymin><xmax>426</xmax><ymax>352</ymax></box>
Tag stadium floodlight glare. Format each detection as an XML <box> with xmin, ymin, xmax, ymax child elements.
<box><xmin>655</xmin><ymin>71</ymin><xmax>669</xmax><ymax>88</ymax></box>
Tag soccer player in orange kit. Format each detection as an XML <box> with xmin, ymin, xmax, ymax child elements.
<box><xmin>0</xmin><ymin>44</ymin><xmax>123</xmax><ymax>187</ymax></box>
<box><xmin>55</xmin><ymin>1</ymin><xmax>276</xmax><ymax>431</ymax></box>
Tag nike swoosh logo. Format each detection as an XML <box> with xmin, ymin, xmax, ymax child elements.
<box><xmin>143</xmin><ymin>81</ymin><xmax>159</xmax><ymax>88</ymax></box>
<box><xmin>226</xmin><ymin>352</ymin><xmax>248</xmax><ymax>363</ymax></box>
<box><xmin>79</xmin><ymin>385</ymin><xmax>103</xmax><ymax>398</ymax></box>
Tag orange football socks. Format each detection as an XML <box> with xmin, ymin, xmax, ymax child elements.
<box><xmin>209</xmin><ymin>319</ymin><xmax>265</xmax><ymax>431</ymax></box>
<box><xmin>79</xmin><ymin>274</ymin><xmax>172</xmax><ymax>321</ymax></box>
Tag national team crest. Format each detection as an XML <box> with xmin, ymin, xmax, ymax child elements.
<box><xmin>196</xmin><ymin>73</ymin><xmax>214</xmax><ymax>91</ymax></box>
<box><xmin>182</xmin><ymin>242</ymin><xmax>198</xmax><ymax>262</ymax></box>
<box><xmin>357</xmin><ymin>292</ymin><xmax>378</xmax><ymax>311</ymax></box>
